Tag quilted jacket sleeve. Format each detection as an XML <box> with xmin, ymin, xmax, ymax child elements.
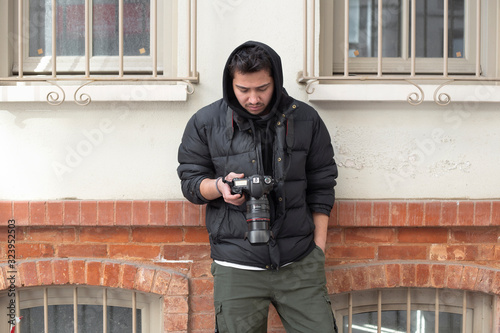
<box><xmin>305</xmin><ymin>112</ymin><xmax>338</xmax><ymax>216</ymax></box>
<box><xmin>177</xmin><ymin>113</ymin><xmax>214</xmax><ymax>205</ymax></box>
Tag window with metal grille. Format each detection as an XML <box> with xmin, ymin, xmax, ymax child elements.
<box><xmin>331</xmin><ymin>288</ymin><xmax>494</xmax><ymax>333</ymax></box>
<box><xmin>330</xmin><ymin>0</ymin><xmax>473</xmax><ymax>75</ymax></box>
<box><xmin>0</xmin><ymin>286</ymin><xmax>163</xmax><ymax>333</ymax></box>
<box><xmin>0</xmin><ymin>0</ymin><xmax>198</xmax><ymax>105</ymax></box>
<box><xmin>301</xmin><ymin>0</ymin><xmax>500</xmax><ymax>104</ymax></box>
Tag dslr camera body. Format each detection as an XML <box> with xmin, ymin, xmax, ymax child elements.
<box><xmin>225</xmin><ymin>175</ymin><xmax>274</xmax><ymax>244</ymax></box>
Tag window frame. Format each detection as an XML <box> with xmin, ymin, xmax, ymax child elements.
<box><xmin>318</xmin><ymin>0</ymin><xmax>499</xmax><ymax>78</ymax></box>
<box><xmin>305</xmin><ymin>0</ymin><xmax>500</xmax><ymax>105</ymax></box>
<box><xmin>0</xmin><ymin>0</ymin><xmax>198</xmax><ymax>104</ymax></box>
<box><xmin>0</xmin><ymin>286</ymin><xmax>163</xmax><ymax>333</ymax></box>
<box><xmin>13</xmin><ymin>0</ymin><xmax>166</xmax><ymax>75</ymax></box>
<box><xmin>328</xmin><ymin>0</ymin><xmax>479</xmax><ymax>76</ymax></box>
<box><xmin>12</xmin><ymin>0</ymin><xmax>168</xmax><ymax>75</ymax></box>
<box><xmin>331</xmin><ymin>288</ymin><xmax>493</xmax><ymax>333</ymax></box>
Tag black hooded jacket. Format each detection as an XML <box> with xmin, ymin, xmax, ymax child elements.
<box><xmin>177</xmin><ymin>41</ymin><xmax>337</xmax><ymax>269</ymax></box>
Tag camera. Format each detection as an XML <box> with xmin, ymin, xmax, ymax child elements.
<box><xmin>225</xmin><ymin>175</ymin><xmax>274</xmax><ymax>244</ymax></box>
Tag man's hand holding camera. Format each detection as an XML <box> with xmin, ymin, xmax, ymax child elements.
<box><xmin>202</xmin><ymin>173</ymin><xmax>275</xmax><ymax>244</ymax></box>
<box><xmin>217</xmin><ymin>172</ymin><xmax>248</xmax><ymax>206</ymax></box>
<box><xmin>200</xmin><ymin>172</ymin><xmax>246</xmax><ymax>206</ymax></box>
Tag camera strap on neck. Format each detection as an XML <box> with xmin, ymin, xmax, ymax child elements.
<box><xmin>285</xmin><ymin>113</ymin><xmax>294</xmax><ymax>155</ymax></box>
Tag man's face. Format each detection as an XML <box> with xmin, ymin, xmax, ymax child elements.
<box><xmin>232</xmin><ymin>69</ymin><xmax>274</xmax><ymax>116</ymax></box>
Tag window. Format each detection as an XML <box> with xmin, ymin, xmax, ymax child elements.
<box><xmin>0</xmin><ymin>286</ymin><xmax>163</xmax><ymax>333</ymax></box>
<box><xmin>0</xmin><ymin>0</ymin><xmax>198</xmax><ymax>104</ymax></box>
<box><xmin>302</xmin><ymin>0</ymin><xmax>500</xmax><ymax>104</ymax></box>
<box><xmin>330</xmin><ymin>0</ymin><xmax>474</xmax><ymax>75</ymax></box>
<box><xmin>29</xmin><ymin>0</ymin><xmax>151</xmax><ymax>57</ymax></box>
<box><xmin>331</xmin><ymin>288</ymin><xmax>494</xmax><ymax>333</ymax></box>
<box><xmin>20</xmin><ymin>0</ymin><xmax>156</xmax><ymax>74</ymax></box>
<box><xmin>313</xmin><ymin>0</ymin><xmax>500</xmax><ymax>77</ymax></box>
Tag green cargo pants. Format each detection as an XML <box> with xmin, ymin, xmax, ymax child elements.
<box><xmin>211</xmin><ymin>246</ymin><xmax>338</xmax><ymax>333</ymax></box>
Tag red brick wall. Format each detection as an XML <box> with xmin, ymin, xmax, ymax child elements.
<box><xmin>1</xmin><ymin>200</ymin><xmax>499</xmax><ymax>333</ymax></box>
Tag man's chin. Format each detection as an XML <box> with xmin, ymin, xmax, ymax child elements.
<box><xmin>245</xmin><ymin>106</ymin><xmax>269</xmax><ymax>116</ymax></box>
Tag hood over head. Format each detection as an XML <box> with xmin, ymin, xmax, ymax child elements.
<box><xmin>223</xmin><ymin>41</ymin><xmax>292</xmax><ymax>121</ymax></box>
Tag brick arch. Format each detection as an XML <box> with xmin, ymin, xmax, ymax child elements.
<box><xmin>1</xmin><ymin>259</ymin><xmax>189</xmax><ymax>332</ymax></box>
<box><xmin>326</xmin><ymin>262</ymin><xmax>500</xmax><ymax>296</ymax></box>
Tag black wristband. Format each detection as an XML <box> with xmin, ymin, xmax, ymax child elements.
<box><xmin>215</xmin><ymin>177</ymin><xmax>223</xmax><ymax>195</ymax></box>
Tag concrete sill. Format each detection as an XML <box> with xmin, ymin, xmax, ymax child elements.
<box><xmin>0</xmin><ymin>83</ymin><xmax>188</xmax><ymax>104</ymax></box>
<box><xmin>307</xmin><ymin>83</ymin><xmax>500</xmax><ymax>104</ymax></box>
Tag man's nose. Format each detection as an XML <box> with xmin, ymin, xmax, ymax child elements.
<box><xmin>248</xmin><ymin>91</ymin><xmax>259</xmax><ymax>104</ymax></box>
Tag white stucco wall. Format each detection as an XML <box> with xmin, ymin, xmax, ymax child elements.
<box><xmin>1</xmin><ymin>0</ymin><xmax>499</xmax><ymax>200</ymax></box>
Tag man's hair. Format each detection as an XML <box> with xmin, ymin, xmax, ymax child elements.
<box><xmin>228</xmin><ymin>45</ymin><xmax>273</xmax><ymax>78</ymax></box>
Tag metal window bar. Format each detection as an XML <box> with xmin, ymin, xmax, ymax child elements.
<box><xmin>132</xmin><ymin>291</ymin><xmax>137</xmax><ymax>333</ymax></box>
<box><xmin>410</xmin><ymin>0</ymin><xmax>416</xmax><ymax>77</ymax></box>
<box><xmin>15</xmin><ymin>289</ymin><xmax>20</xmax><ymax>333</ymax></box>
<box><xmin>343</xmin><ymin>288</ymin><xmax>471</xmax><ymax>333</ymax></box>
<box><xmin>443</xmin><ymin>0</ymin><xmax>449</xmax><ymax>77</ymax></box>
<box><xmin>188</xmin><ymin>0</ymin><xmax>192</xmax><ymax>77</ymax></box>
<box><xmin>377</xmin><ymin>0</ymin><xmax>383</xmax><ymax>77</ymax></box>
<box><xmin>119</xmin><ymin>0</ymin><xmax>124</xmax><ymax>78</ymax></box>
<box><xmin>44</xmin><ymin>288</ymin><xmax>49</xmax><ymax>333</ymax></box>
<box><xmin>299</xmin><ymin>0</ymin><xmax>498</xmax><ymax>106</ymax></box>
<box><xmin>51</xmin><ymin>0</ymin><xmax>56</xmax><ymax>78</ymax></box>
<box><xmin>377</xmin><ymin>290</ymin><xmax>382</xmax><ymax>333</ymax></box>
<box><xmin>152</xmin><ymin>0</ymin><xmax>158</xmax><ymax>78</ymax></box>
<box><xmin>303</xmin><ymin>0</ymin><xmax>308</xmax><ymax>77</ymax></box>
<box><xmin>463</xmin><ymin>290</ymin><xmax>467</xmax><ymax>332</ymax></box>
<box><xmin>3</xmin><ymin>0</ymin><xmax>199</xmax><ymax>105</ymax></box>
<box><xmin>435</xmin><ymin>288</ymin><xmax>440</xmax><ymax>332</ymax></box>
<box><xmin>343</xmin><ymin>0</ymin><xmax>349</xmax><ymax>77</ymax></box>
<box><xmin>406</xmin><ymin>288</ymin><xmax>411</xmax><ymax>333</ymax></box>
<box><xmin>74</xmin><ymin>287</ymin><xmax>78</xmax><ymax>333</ymax></box>
<box><xmin>17</xmin><ymin>0</ymin><xmax>23</xmax><ymax>79</ymax></box>
<box><xmin>348</xmin><ymin>292</ymin><xmax>353</xmax><ymax>333</ymax></box>
<box><xmin>103</xmin><ymin>288</ymin><xmax>108</xmax><ymax>333</ymax></box>
<box><xmin>85</xmin><ymin>0</ymin><xmax>90</xmax><ymax>78</ymax></box>
<box><xmin>475</xmin><ymin>0</ymin><xmax>481</xmax><ymax>77</ymax></box>
<box><xmin>15</xmin><ymin>287</ymin><xmax>143</xmax><ymax>332</ymax></box>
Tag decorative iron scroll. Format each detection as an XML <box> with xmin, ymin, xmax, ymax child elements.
<box><xmin>298</xmin><ymin>74</ymin><xmax>500</xmax><ymax>106</ymax></box>
<box><xmin>405</xmin><ymin>80</ymin><xmax>424</xmax><ymax>106</ymax></box>
<box><xmin>46</xmin><ymin>81</ymin><xmax>66</xmax><ymax>106</ymax></box>
<box><xmin>433</xmin><ymin>80</ymin><xmax>454</xmax><ymax>106</ymax></box>
<box><xmin>0</xmin><ymin>77</ymin><xmax>198</xmax><ymax>106</ymax></box>
<box><xmin>304</xmin><ymin>79</ymin><xmax>319</xmax><ymax>94</ymax></box>
<box><xmin>74</xmin><ymin>81</ymin><xmax>94</xmax><ymax>106</ymax></box>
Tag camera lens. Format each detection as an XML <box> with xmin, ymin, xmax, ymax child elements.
<box><xmin>245</xmin><ymin>196</ymin><xmax>271</xmax><ymax>244</ymax></box>
<box><xmin>246</xmin><ymin>197</ymin><xmax>270</xmax><ymax>221</ymax></box>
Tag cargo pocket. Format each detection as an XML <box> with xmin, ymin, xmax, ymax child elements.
<box><xmin>214</xmin><ymin>302</ymin><xmax>228</xmax><ymax>333</ymax></box>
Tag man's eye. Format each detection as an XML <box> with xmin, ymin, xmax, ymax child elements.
<box><xmin>239</xmin><ymin>89</ymin><xmax>248</xmax><ymax>93</ymax></box>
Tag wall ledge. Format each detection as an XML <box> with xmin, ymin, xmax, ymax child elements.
<box><xmin>2</xmin><ymin>199</ymin><xmax>500</xmax><ymax>227</ymax></box>
<box><xmin>0</xmin><ymin>83</ymin><xmax>188</xmax><ymax>104</ymax></box>
<box><xmin>307</xmin><ymin>83</ymin><xmax>500</xmax><ymax>104</ymax></box>
<box><xmin>326</xmin><ymin>261</ymin><xmax>500</xmax><ymax>295</ymax></box>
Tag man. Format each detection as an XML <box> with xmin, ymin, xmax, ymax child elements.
<box><xmin>178</xmin><ymin>41</ymin><xmax>338</xmax><ymax>333</ymax></box>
